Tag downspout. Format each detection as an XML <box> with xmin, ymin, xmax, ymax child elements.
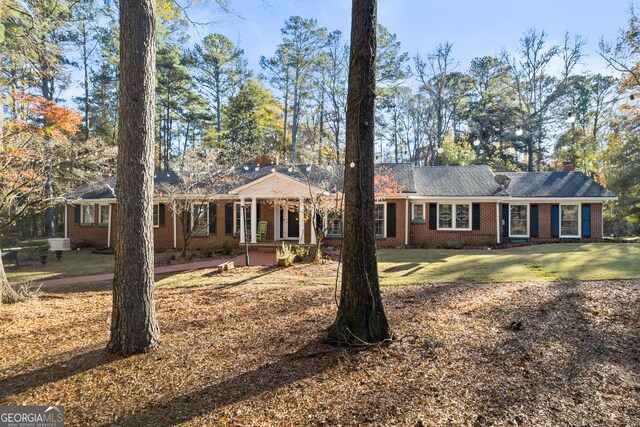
<box><xmin>496</xmin><ymin>202</ymin><xmax>501</xmax><ymax>244</ymax></box>
<box><xmin>405</xmin><ymin>198</ymin><xmax>409</xmax><ymax>246</ymax></box>
<box><xmin>64</xmin><ymin>204</ymin><xmax>68</xmax><ymax>239</ymax></box>
<box><xmin>173</xmin><ymin>200</ymin><xmax>177</xmax><ymax>249</ymax></box>
<box><xmin>107</xmin><ymin>204</ymin><xmax>112</xmax><ymax>247</ymax></box>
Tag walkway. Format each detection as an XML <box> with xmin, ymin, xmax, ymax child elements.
<box><xmin>33</xmin><ymin>251</ymin><xmax>275</xmax><ymax>288</ymax></box>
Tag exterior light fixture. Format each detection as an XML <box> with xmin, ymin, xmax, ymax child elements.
<box><xmin>515</xmin><ymin>127</ymin><xmax>523</xmax><ymax>137</ymax></box>
<box><xmin>567</xmin><ymin>112</ymin><xmax>576</xmax><ymax>124</ymax></box>
<box><xmin>349</xmin><ymin>161</ymin><xmax>355</xmax><ymax>168</ymax></box>
<box><xmin>473</xmin><ymin>139</ymin><xmax>480</xmax><ymax>146</ymax></box>
<box><xmin>437</xmin><ymin>147</ymin><xmax>444</xmax><ymax>154</ymax></box>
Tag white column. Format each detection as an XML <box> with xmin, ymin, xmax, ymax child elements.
<box><xmin>107</xmin><ymin>204</ymin><xmax>112</xmax><ymax>247</ymax></box>
<box><xmin>64</xmin><ymin>204</ymin><xmax>68</xmax><ymax>239</ymax></box>
<box><xmin>310</xmin><ymin>206</ymin><xmax>317</xmax><ymax>245</ymax></box>
<box><xmin>298</xmin><ymin>197</ymin><xmax>305</xmax><ymax>244</ymax></box>
<box><xmin>173</xmin><ymin>200</ymin><xmax>177</xmax><ymax>249</ymax></box>
<box><xmin>239</xmin><ymin>197</ymin><xmax>245</xmax><ymax>244</ymax></box>
<box><xmin>251</xmin><ymin>197</ymin><xmax>257</xmax><ymax>243</ymax></box>
<box><xmin>274</xmin><ymin>203</ymin><xmax>279</xmax><ymax>241</ymax></box>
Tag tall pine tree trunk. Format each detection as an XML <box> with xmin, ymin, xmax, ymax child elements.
<box><xmin>328</xmin><ymin>0</ymin><xmax>392</xmax><ymax>346</ymax></box>
<box><xmin>107</xmin><ymin>0</ymin><xmax>160</xmax><ymax>356</ymax></box>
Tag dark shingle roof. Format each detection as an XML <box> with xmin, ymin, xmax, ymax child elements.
<box><xmin>413</xmin><ymin>165</ymin><xmax>503</xmax><ymax>197</ymax></box>
<box><xmin>502</xmin><ymin>172</ymin><xmax>616</xmax><ymax>198</ymax></box>
<box><xmin>70</xmin><ymin>165</ymin><xmax>616</xmax><ymax>200</ymax></box>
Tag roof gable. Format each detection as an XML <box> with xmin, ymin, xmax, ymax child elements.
<box><xmin>230</xmin><ymin>171</ymin><xmax>326</xmax><ymax>198</ymax></box>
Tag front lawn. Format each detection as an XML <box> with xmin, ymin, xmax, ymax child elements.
<box><xmin>5</xmin><ymin>242</ymin><xmax>639</xmax><ymax>286</ymax></box>
<box><xmin>1</xmin><ymin>280</ymin><xmax>637</xmax><ymax>425</ymax></box>
<box><xmin>377</xmin><ymin>243</ymin><xmax>640</xmax><ymax>285</ymax></box>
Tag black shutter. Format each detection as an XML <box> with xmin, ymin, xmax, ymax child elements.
<box><xmin>315</xmin><ymin>212</ymin><xmax>323</xmax><ymax>232</ymax></box>
<box><xmin>184</xmin><ymin>209</ymin><xmax>191</xmax><ymax>234</ymax></box>
<box><xmin>74</xmin><ymin>205</ymin><xmax>80</xmax><ymax>224</ymax></box>
<box><xmin>530</xmin><ymin>204</ymin><xmax>539</xmax><ymax>237</ymax></box>
<box><xmin>387</xmin><ymin>203</ymin><xmax>396</xmax><ymax>238</ymax></box>
<box><xmin>582</xmin><ymin>204</ymin><xmax>591</xmax><ymax>237</ymax></box>
<box><xmin>551</xmin><ymin>204</ymin><xmax>560</xmax><ymax>237</ymax></box>
<box><xmin>256</xmin><ymin>202</ymin><xmax>261</xmax><ymax>220</ymax></box>
<box><xmin>472</xmin><ymin>203</ymin><xmax>480</xmax><ymax>230</ymax></box>
<box><xmin>429</xmin><ymin>203</ymin><xmax>437</xmax><ymax>229</ymax></box>
<box><xmin>502</xmin><ymin>204</ymin><xmax>509</xmax><ymax>237</ymax></box>
<box><xmin>209</xmin><ymin>204</ymin><xmax>217</xmax><ymax>234</ymax></box>
<box><xmin>224</xmin><ymin>203</ymin><xmax>233</xmax><ymax>234</ymax></box>
<box><xmin>159</xmin><ymin>203</ymin><xmax>166</xmax><ymax>227</ymax></box>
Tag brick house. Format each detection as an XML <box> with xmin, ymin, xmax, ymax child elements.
<box><xmin>64</xmin><ymin>164</ymin><xmax>616</xmax><ymax>250</ymax></box>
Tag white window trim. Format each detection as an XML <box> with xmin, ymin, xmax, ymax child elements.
<box><xmin>508</xmin><ymin>203</ymin><xmax>530</xmax><ymax>238</ymax></box>
<box><xmin>233</xmin><ymin>202</ymin><xmax>251</xmax><ymax>236</ymax></box>
<box><xmin>560</xmin><ymin>203</ymin><xmax>581</xmax><ymax>238</ymax></box>
<box><xmin>374</xmin><ymin>202</ymin><xmax>387</xmax><ymax>238</ymax></box>
<box><xmin>411</xmin><ymin>202</ymin><xmax>426</xmax><ymax>223</ymax></box>
<box><xmin>98</xmin><ymin>204</ymin><xmax>110</xmax><ymax>227</ymax></box>
<box><xmin>81</xmin><ymin>204</ymin><xmax>95</xmax><ymax>226</ymax></box>
<box><xmin>152</xmin><ymin>204</ymin><xmax>160</xmax><ymax>228</ymax></box>
<box><xmin>437</xmin><ymin>203</ymin><xmax>472</xmax><ymax>231</ymax></box>
<box><xmin>325</xmin><ymin>209</ymin><xmax>344</xmax><ymax>237</ymax></box>
<box><xmin>191</xmin><ymin>202</ymin><xmax>209</xmax><ymax>236</ymax></box>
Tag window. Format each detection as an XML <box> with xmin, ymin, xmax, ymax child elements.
<box><xmin>374</xmin><ymin>203</ymin><xmax>385</xmax><ymax>237</ymax></box>
<box><xmin>561</xmin><ymin>204</ymin><xmax>580</xmax><ymax>237</ymax></box>
<box><xmin>438</xmin><ymin>203</ymin><xmax>471</xmax><ymax>230</ymax></box>
<box><xmin>412</xmin><ymin>203</ymin><xmax>425</xmax><ymax>223</ymax></box>
<box><xmin>98</xmin><ymin>205</ymin><xmax>110</xmax><ymax>227</ymax></box>
<box><xmin>234</xmin><ymin>203</ymin><xmax>251</xmax><ymax>237</ymax></box>
<box><xmin>456</xmin><ymin>204</ymin><xmax>470</xmax><ymax>229</ymax></box>
<box><xmin>81</xmin><ymin>204</ymin><xmax>94</xmax><ymax>226</ymax></box>
<box><xmin>326</xmin><ymin>210</ymin><xmax>343</xmax><ymax>237</ymax></box>
<box><xmin>152</xmin><ymin>204</ymin><xmax>160</xmax><ymax>227</ymax></box>
<box><xmin>509</xmin><ymin>205</ymin><xmax>528</xmax><ymax>237</ymax></box>
<box><xmin>192</xmin><ymin>203</ymin><xmax>209</xmax><ymax>235</ymax></box>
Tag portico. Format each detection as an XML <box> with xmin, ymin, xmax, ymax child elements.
<box><xmin>230</xmin><ymin>172</ymin><xmax>326</xmax><ymax>246</ymax></box>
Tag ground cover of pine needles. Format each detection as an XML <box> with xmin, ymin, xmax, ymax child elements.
<box><xmin>0</xmin><ymin>270</ymin><xmax>638</xmax><ymax>426</ymax></box>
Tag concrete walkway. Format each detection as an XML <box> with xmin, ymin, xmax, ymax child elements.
<box><xmin>33</xmin><ymin>251</ymin><xmax>275</xmax><ymax>288</ymax></box>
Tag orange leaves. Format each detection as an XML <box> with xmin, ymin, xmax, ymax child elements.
<box><xmin>374</xmin><ymin>166</ymin><xmax>405</xmax><ymax>199</ymax></box>
<box><xmin>11</xmin><ymin>92</ymin><xmax>82</xmax><ymax>140</ymax></box>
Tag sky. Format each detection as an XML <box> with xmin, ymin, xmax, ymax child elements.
<box><xmin>188</xmin><ymin>0</ymin><xmax>631</xmax><ymax>77</ymax></box>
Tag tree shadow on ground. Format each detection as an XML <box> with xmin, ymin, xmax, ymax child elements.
<box><xmin>102</xmin><ymin>338</ymin><xmax>343</xmax><ymax>427</ymax></box>
<box><xmin>0</xmin><ymin>348</ymin><xmax>119</xmax><ymax>401</ymax></box>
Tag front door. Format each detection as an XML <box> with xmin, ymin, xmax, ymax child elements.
<box><xmin>287</xmin><ymin>207</ymin><xmax>299</xmax><ymax>239</ymax></box>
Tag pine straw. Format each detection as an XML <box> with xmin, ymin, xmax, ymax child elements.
<box><xmin>0</xmin><ymin>277</ymin><xmax>638</xmax><ymax>426</ymax></box>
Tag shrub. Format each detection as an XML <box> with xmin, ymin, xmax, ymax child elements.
<box><xmin>204</xmin><ymin>244</ymin><xmax>214</xmax><ymax>258</ymax></box>
<box><xmin>276</xmin><ymin>243</ymin><xmax>295</xmax><ymax>267</ymax></box>
<box><xmin>76</xmin><ymin>239</ymin><xmax>94</xmax><ymax>249</ymax></box>
<box><xmin>220</xmin><ymin>238</ymin><xmax>234</xmax><ymax>255</ymax></box>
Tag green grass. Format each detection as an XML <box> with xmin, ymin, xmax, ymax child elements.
<box><xmin>377</xmin><ymin>243</ymin><xmax>640</xmax><ymax>285</ymax></box>
<box><xmin>4</xmin><ymin>249</ymin><xmax>116</xmax><ymax>283</ymax></box>
<box><xmin>5</xmin><ymin>243</ymin><xmax>640</xmax><ymax>286</ymax></box>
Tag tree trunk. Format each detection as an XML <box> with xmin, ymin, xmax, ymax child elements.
<box><xmin>82</xmin><ymin>22</ymin><xmax>90</xmax><ymax>141</ymax></box>
<box><xmin>0</xmin><ymin>250</ymin><xmax>21</xmax><ymax>304</ymax></box>
<box><xmin>328</xmin><ymin>0</ymin><xmax>392</xmax><ymax>346</ymax></box>
<box><xmin>107</xmin><ymin>0</ymin><xmax>160</xmax><ymax>356</ymax></box>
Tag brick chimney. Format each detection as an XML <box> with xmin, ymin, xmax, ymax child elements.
<box><xmin>254</xmin><ymin>155</ymin><xmax>276</xmax><ymax>165</ymax></box>
<box><xmin>558</xmin><ymin>160</ymin><xmax>575</xmax><ymax>172</ymax></box>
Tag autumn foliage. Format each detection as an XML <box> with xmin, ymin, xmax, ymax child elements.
<box><xmin>9</xmin><ymin>93</ymin><xmax>82</xmax><ymax>140</ymax></box>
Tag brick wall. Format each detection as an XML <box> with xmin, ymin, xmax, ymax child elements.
<box><xmin>411</xmin><ymin>202</ymin><xmax>498</xmax><ymax>248</ymax></box>
<box><xmin>67</xmin><ymin>200</ymin><xmax>605</xmax><ymax>251</ymax></box>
